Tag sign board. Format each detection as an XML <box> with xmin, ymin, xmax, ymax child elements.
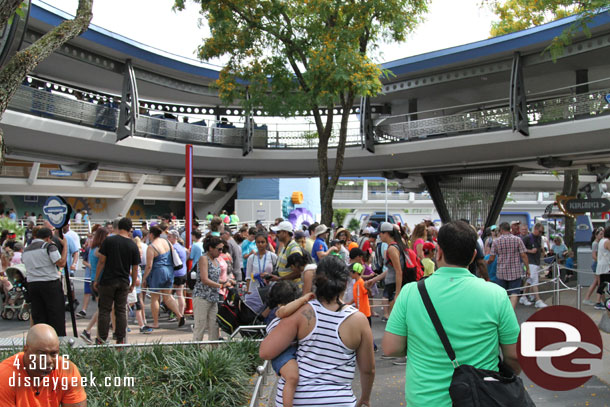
<box><xmin>605</xmin><ymin>94</ymin><xmax>610</xmax><ymax>104</ymax></box>
<box><xmin>43</xmin><ymin>196</ymin><xmax>72</xmax><ymax>229</ymax></box>
<box><xmin>49</xmin><ymin>170</ymin><xmax>73</xmax><ymax>177</ymax></box>
<box><xmin>564</xmin><ymin>198</ymin><xmax>610</xmax><ymax>214</ymax></box>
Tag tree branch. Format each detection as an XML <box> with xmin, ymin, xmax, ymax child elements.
<box><xmin>0</xmin><ymin>0</ymin><xmax>22</xmax><ymax>34</ymax></box>
<box><xmin>0</xmin><ymin>0</ymin><xmax>93</xmax><ymax>167</ymax></box>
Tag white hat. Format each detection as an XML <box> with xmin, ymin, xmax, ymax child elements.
<box><xmin>379</xmin><ymin>222</ymin><xmax>394</xmax><ymax>233</ymax></box>
<box><xmin>423</xmin><ymin>216</ymin><xmax>432</xmax><ymax>222</ymax></box>
<box><xmin>314</xmin><ymin>224</ymin><xmax>328</xmax><ymax>236</ymax></box>
<box><xmin>365</xmin><ymin>226</ymin><xmax>376</xmax><ymax>234</ymax></box>
<box><xmin>271</xmin><ymin>221</ymin><xmax>293</xmax><ymax>234</ymax></box>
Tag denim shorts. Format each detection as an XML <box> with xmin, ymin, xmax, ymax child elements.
<box><xmin>271</xmin><ymin>345</ymin><xmax>297</xmax><ymax>375</ymax></box>
<box><xmin>495</xmin><ymin>278</ymin><xmax>522</xmax><ymax>294</ymax></box>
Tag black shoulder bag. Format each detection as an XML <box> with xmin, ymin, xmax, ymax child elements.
<box><xmin>417</xmin><ymin>279</ymin><xmax>535</xmax><ymax>407</ymax></box>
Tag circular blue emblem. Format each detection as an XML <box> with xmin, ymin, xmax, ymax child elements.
<box><xmin>43</xmin><ymin>196</ymin><xmax>72</xmax><ymax>229</ymax></box>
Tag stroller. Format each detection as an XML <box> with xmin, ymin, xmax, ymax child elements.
<box><xmin>216</xmin><ymin>287</ymin><xmax>265</xmax><ymax>339</ymax></box>
<box><xmin>1</xmin><ymin>264</ymin><xmax>31</xmax><ymax>321</ymax></box>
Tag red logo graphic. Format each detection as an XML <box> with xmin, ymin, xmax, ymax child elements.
<box><xmin>517</xmin><ymin>306</ymin><xmax>603</xmax><ymax>391</ymax></box>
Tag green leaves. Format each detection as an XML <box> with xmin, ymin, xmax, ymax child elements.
<box><xmin>177</xmin><ymin>0</ymin><xmax>428</xmax><ymax>115</ymax></box>
<box><xmin>487</xmin><ymin>0</ymin><xmax>609</xmax><ymax>61</ymax></box>
<box><xmin>0</xmin><ymin>341</ymin><xmax>261</xmax><ymax>407</ymax></box>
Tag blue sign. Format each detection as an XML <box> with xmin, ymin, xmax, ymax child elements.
<box><xmin>43</xmin><ymin>196</ymin><xmax>72</xmax><ymax>229</ymax></box>
<box><xmin>49</xmin><ymin>170</ymin><xmax>73</xmax><ymax>177</ymax></box>
<box><xmin>606</xmin><ymin>94</ymin><xmax>610</xmax><ymax>104</ymax></box>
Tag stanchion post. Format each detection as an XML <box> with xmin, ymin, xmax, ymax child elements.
<box><xmin>576</xmin><ymin>283</ymin><xmax>582</xmax><ymax>310</ymax></box>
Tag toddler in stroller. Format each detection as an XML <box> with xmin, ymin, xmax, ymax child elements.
<box><xmin>1</xmin><ymin>264</ymin><xmax>30</xmax><ymax>321</ymax></box>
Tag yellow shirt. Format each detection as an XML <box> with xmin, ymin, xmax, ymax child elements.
<box><xmin>422</xmin><ymin>257</ymin><xmax>435</xmax><ymax>277</ymax></box>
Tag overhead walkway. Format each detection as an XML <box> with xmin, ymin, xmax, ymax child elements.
<box><xmin>1</xmin><ymin>2</ymin><xmax>610</xmax><ymax>180</ymax></box>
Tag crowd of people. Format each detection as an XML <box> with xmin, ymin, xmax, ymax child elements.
<box><xmin>1</xmin><ymin>208</ymin><xmax>609</xmax><ymax>406</ymax></box>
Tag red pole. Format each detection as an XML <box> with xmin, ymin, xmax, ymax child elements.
<box><xmin>184</xmin><ymin>144</ymin><xmax>194</xmax><ymax>315</ymax></box>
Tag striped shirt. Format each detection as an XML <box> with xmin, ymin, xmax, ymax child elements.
<box><xmin>276</xmin><ymin>299</ymin><xmax>358</xmax><ymax>407</ymax></box>
<box><xmin>490</xmin><ymin>233</ymin><xmax>526</xmax><ymax>281</ymax></box>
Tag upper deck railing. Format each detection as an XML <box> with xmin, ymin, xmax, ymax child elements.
<box><xmin>6</xmin><ymin>79</ymin><xmax>610</xmax><ymax>150</ymax></box>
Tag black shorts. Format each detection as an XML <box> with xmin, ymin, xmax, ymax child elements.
<box><xmin>383</xmin><ymin>283</ymin><xmax>397</xmax><ymax>302</ymax></box>
<box><xmin>173</xmin><ymin>275</ymin><xmax>187</xmax><ymax>286</ymax></box>
<box><xmin>133</xmin><ymin>296</ymin><xmax>142</xmax><ymax>311</ymax></box>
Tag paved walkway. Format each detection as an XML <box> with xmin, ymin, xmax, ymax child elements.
<box><xmin>2</xmin><ymin>270</ymin><xmax>609</xmax><ymax>406</ymax></box>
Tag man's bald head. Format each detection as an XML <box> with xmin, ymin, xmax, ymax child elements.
<box><xmin>23</xmin><ymin>324</ymin><xmax>60</xmax><ymax>377</ymax></box>
<box><xmin>26</xmin><ymin>324</ymin><xmax>59</xmax><ymax>349</ymax></box>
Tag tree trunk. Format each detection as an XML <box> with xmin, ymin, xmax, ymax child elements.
<box><xmin>319</xmin><ymin>92</ymin><xmax>355</xmax><ymax>226</ymax></box>
<box><xmin>562</xmin><ymin>169</ymin><xmax>579</xmax><ymax>249</ymax></box>
<box><xmin>0</xmin><ymin>0</ymin><xmax>93</xmax><ymax>168</ymax></box>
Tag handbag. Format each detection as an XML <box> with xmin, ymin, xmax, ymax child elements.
<box><xmin>417</xmin><ymin>279</ymin><xmax>536</xmax><ymax>407</ymax></box>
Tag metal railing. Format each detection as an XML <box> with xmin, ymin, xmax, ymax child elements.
<box><xmin>7</xmin><ymin>83</ymin><xmax>610</xmax><ymax>150</ymax></box>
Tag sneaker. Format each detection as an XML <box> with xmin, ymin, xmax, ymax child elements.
<box><xmin>380</xmin><ymin>317</ymin><xmax>389</xmax><ymax>322</ymax></box>
<box><xmin>374</xmin><ymin>344</ymin><xmax>378</xmax><ymax>352</ymax></box>
<box><xmin>178</xmin><ymin>316</ymin><xmax>185</xmax><ymax>327</ymax></box>
<box><xmin>594</xmin><ymin>302</ymin><xmax>606</xmax><ymax>310</ymax></box>
<box><xmin>527</xmin><ymin>295</ymin><xmax>535</xmax><ymax>302</ymax></box>
<box><xmin>168</xmin><ymin>316</ymin><xmax>178</xmax><ymax>322</ymax></box>
<box><xmin>79</xmin><ymin>330</ymin><xmax>92</xmax><ymax>344</ymax></box>
<box><xmin>76</xmin><ymin>310</ymin><xmax>87</xmax><ymax>318</ymax></box>
<box><xmin>95</xmin><ymin>337</ymin><xmax>107</xmax><ymax>345</ymax></box>
<box><xmin>519</xmin><ymin>296</ymin><xmax>532</xmax><ymax>306</ymax></box>
<box><xmin>582</xmin><ymin>299</ymin><xmax>595</xmax><ymax>306</ymax></box>
<box><xmin>393</xmin><ymin>357</ymin><xmax>407</xmax><ymax>366</ymax></box>
<box><xmin>380</xmin><ymin>354</ymin><xmax>395</xmax><ymax>360</ymax></box>
<box><xmin>140</xmin><ymin>326</ymin><xmax>153</xmax><ymax>334</ymax></box>
<box><xmin>535</xmin><ymin>300</ymin><xmax>548</xmax><ymax>308</ymax></box>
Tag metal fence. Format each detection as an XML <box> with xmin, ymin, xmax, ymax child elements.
<box><xmin>8</xmin><ymin>84</ymin><xmax>610</xmax><ymax>150</ymax></box>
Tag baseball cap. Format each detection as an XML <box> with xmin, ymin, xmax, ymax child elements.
<box><xmin>168</xmin><ymin>229</ymin><xmax>180</xmax><ymax>238</ymax></box>
<box><xmin>379</xmin><ymin>222</ymin><xmax>394</xmax><ymax>233</ymax></box>
<box><xmin>510</xmin><ymin>220</ymin><xmax>520</xmax><ymax>226</ymax></box>
<box><xmin>423</xmin><ymin>216</ymin><xmax>432</xmax><ymax>222</ymax></box>
<box><xmin>423</xmin><ymin>241</ymin><xmax>436</xmax><ymax>252</ymax></box>
<box><xmin>490</xmin><ymin>225</ymin><xmax>497</xmax><ymax>231</ymax></box>
<box><xmin>349</xmin><ymin>263</ymin><xmax>364</xmax><ymax>274</ymax></box>
<box><xmin>271</xmin><ymin>221</ymin><xmax>293</xmax><ymax>234</ymax></box>
<box><xmin>294</xmin><ymin>230</ymin><xmax>307</xmax><ymax>240</ymax></box>
<box><xmin>314</xmin><ymin>224</ymin><xmax>328</xmax><ymax>236</ymax></box>
<box><xmin>132</xmin><ymin>229</ymin><xmax>143</xmax><ymax>239</ymax></box>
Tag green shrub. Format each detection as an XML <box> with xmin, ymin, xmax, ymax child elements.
<box><xmin>0</xmin><ymin>341</ymin><xmax>261</xmax><ymax>407</ymax></box>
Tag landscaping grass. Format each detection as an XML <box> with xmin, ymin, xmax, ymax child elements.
<box><xmin>1</xmin><ymin>340</ymin><xmax>262</xmax><ymax>407</ymax></box>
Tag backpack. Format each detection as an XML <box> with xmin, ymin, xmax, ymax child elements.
<box><xmin>372</xmin><ymin>241</ymin><xmax>385</xmax><ymax>274</ymax></box>
<box><xmin>387</xmin><ymin>242</ymin><xmax>423</xmax><ymax>285</ymax></box>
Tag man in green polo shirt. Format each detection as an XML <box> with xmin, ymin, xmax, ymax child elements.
<box><xmin>382</xmin><ymin>220</ymin><xmax>521</xmax><ymax>407</ymax></box>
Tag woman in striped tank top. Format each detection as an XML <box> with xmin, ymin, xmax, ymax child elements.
<box><xmin>260</xmin><ymin>256</ymin><xmax>375</xmax><ymax>407</ymax></box>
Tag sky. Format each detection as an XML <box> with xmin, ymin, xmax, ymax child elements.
<box><xmin>47</xmin><ymin>0</ymin><xmax>498</xmax><ymax>67</ymax></box>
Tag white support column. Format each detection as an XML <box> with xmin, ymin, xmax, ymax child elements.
<box><xmin>106</xmin><ymin>174</ymin><xmax>148</xmax><ymax>218</ymax></box>
<box><xmin>27</xmin><ymin>162</ymin><xmax>40</xmax><ymax>185</ymax></box>
<box><xmin>203</xmin><ymin>177</ymin><xmax>221</xmax><ymax>194</ymax></box>
<box><xmin>362</xmin><ymin>179</ymin><xmax>368</xmax><ymax>202</ymax></box>
<box><xmin>86</xmin><ymin>169</ymin><xmax>99</xmax><ymax>187</ymax></box>
<box><xmin>174</xmin><ymin>177</ymin><xmax>186</xmax><ymax>191</ymax></box>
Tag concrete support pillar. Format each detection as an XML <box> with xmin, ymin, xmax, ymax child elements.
<box><xmin>27</xmin><ymin>162</ymin><xmax>40</xmax><ymax>185</ymax></box>
<box><xmin>106</xmin><ymin>174</ymin><xmax>148</xmax><ymax>218</ymax></box>
<box><xmin>86</xmin><ymin>169</ymin><xmax>99</xmax><ymax>187</ymax></box>
<box><xmin>362</xmin><ymin>179</ymin><xmax>368</xmax><ymax>202</ymax></box>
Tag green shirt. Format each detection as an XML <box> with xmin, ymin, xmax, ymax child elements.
<box><xmin>385</xmin><ymin>267</ymin><xmax>520</xmax><ymax>407</ymax></box>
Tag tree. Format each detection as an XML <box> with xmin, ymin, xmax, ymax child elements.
<box><xmin>0</xmin><ymin>0</ymin><xmax>94</xmax><ymax>168</ymax></box>
<box><xmin>174</xmin><ymin>0</ymin><xmax>428</xmax><ymax>226</ymax></box>
<box><xmin>487</xmin><ymin>0</ymin><xmax>608</xmax><ymax>59</ymax></box>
